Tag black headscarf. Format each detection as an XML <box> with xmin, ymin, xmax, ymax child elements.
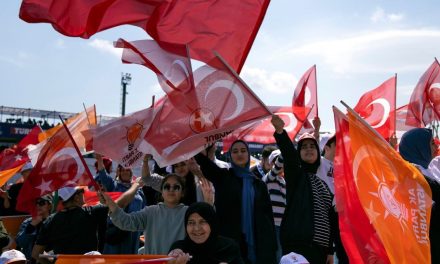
<box><xmin>170</xmin><ymin>202</ymin><xmax>243</xmax><ymax>264</ymax></box>
<box><xmin>297</xmin><ymin>137</ymin><xmax>321</xmax><ymax>173</ymax></box>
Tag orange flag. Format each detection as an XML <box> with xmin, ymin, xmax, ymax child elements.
<box><xmin>54</xmin><ymin>254</ymin><xmax>171</xmax><ymax>264</ymax></box>
<box><xmin>337</xmin><ymin>105</ymin><xmax>433</xmax><ymax>263</ymax></box>
<box><xmin>30</xmin><ymin>106</ymin><xmax>97</xmax><ymax>163</ymax></box>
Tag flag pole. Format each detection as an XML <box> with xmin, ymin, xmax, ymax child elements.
<box><xmin>59</xmin><ymin>116</ymin><xmax>100</xmax><ymax>190</ymax></box>
<box><xmin>340</xmin><ymin>101</ymin><xmax>390</xmax><ymax>146</ymax></box>
<box><xmin>394</xmin><ymin>73</ymin><xmax>397</xmax><ymax>138</ymax></box>
<box><xmin>82</xmin><ymin>103</ymin><xmax>91</xmax><ymax>126</ymax></box>
<box><xmin>213</xmin><ymin>51</ymin><xmax>272</xmax><ymax>115</ymax></box>
<box><xmin>313</xmin><ymin>65</ymin><xmax>319</xmax><ymax>116</ymax></box>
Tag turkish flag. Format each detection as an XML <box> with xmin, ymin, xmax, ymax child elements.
<box><xmin>334</xmin><ymin>107</ymin><xmax>432</xmax><ymax>263</ymax></box>
<box><xmin>0</xmin><ymin>126</ymin><xmax>42</xmax><ymax>186</ymax></box>
<box><xmin>139</xmin><ymin>53</ymin><xmax>271</xmax><ymax>167</ymax></box>
<box><xmin>406</xmin><ymin>60</ymin><xmax>440</xmax><ymax>127</ymax></box>
<box><xmin>17</xmin><ymin>123</ymin><xmax>96</xmax><ymax>215</ymax></box>
<box><xmin>395</xmin><ymin>104</ymin><xmax>418</xmax><ymax>135</ymax></box>
<box><xmin>115</xmin><ymin>38</ymin><xmax>194</xmax><ymax>98</ymax></box>
<box><xmin>91</xmin><ymin>106</ymin><xmax>158</xmax><ymax>168</ymax></box>
<box><xmin>19</xmin><ymin>0</ymin><xmax>270</xmax><ymax>73</ymax></box>
<box><xmin>353</xmin><ymin>76</ymin><xmax>396</xmax><ymax>140</ymax></box>
<box><xmin>222</xmin><ymin>105</ymin><xmax>312</xmax><ymax>151</ymax></box>
<box><xmin>293</xmin><ymin>65</ymin><xmax>317</xmax><ymax>131</ymax></box>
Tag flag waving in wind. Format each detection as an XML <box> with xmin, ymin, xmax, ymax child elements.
<box><xmin>19</xmin><ymin>0</ymin><xmax>270</xmax><ymax>72</ymax></box>
<box><xmin>115</xmin><ymin>38</ymin><xmax>194</xmax><ymax>99</ymax></box>
<box><xmin>139</xmin><ymin>53</ymin><xmax>271</xmax><ymax>167</ymax></box>
<box><xmin>17</xmin><ymin>121</ymin><xmax>97</xmax><ymax>215</ymax></box>
<box><xmin>353</xmin><ymin>76</ymin><xmax>396</xmax><ymax>140</ymax></box>
<box><xmin>406</xmin><ymin>59</ymin><xmax>440</xmax><ymax>127</ymax></box>
<box><xmin>0</xmin><ymin>126</ymin><xmax>42</xmax><ymax>186</ymax></box>
<box><xmin>334</xmin><ymin>105</ymin><xmax>432</xmax><ymax>263</ymax></box>
<box><xmin>91</xmin><ymin>106</ymin><xmax>158</xmax><ymax>168</ymax></box>
<box><xmin>293</xmin><ymin>65</ymin><xmax>317</xmax><ymax>131</ymax></box>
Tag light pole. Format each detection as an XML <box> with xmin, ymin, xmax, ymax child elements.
<box><xmin>121</xmin><ymin>72</ymin><xmax>132</xmax><ymax>116</ymax></box>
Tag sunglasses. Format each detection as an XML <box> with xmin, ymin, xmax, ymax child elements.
<box><xmin>162</xmin><ymin>184</ymin><xmax>182</xmax><ymax>192</ymax></box>
<box><xmin>36</xmin><ymin>200</ymin><xmax>49</xmax><ymax>206</ymax></box>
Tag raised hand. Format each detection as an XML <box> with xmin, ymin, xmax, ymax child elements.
<box><xmin>271</xmin><ymin>115</ymin><xmax>285</xmax><ymax>134</ymax></box>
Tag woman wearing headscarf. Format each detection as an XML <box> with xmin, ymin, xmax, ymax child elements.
<box><xmin>168</xmin><ymin>202</ymin><xmax>243</xmax><ymax>264</ymax></box>
<box><xmin>271</xmin><ymin>115</ymin><xmax>334</xmax><ymax>264</ymax></box>
<box><xmin>195</xmin><ymin>141</ymin><xmax>277</xmax><ymax>264</ymax></box>
<box><xmin>399</xmin><ymin>128</ymin><xmax>440</xmax><ymax>263</ymax></box>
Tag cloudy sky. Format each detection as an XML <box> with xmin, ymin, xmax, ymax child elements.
<box><xmin>1</xmin><ymin>1</ymin><xmax>439</xmax><ymax>131</ymax></box>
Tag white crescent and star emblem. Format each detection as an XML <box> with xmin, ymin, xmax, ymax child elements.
<box><xmin>277</xmin><ymin>112</ymin><xmax>298</xmax><ymax>132</ymax></box>
<box><xmin>204</xmin><ymin>79</ymin><xmax>245</xmax><ymax>121</ymax></box>
<box><xmin>189</xmin><ymin>108</ymin><xmax>216</xmax><ymax>133</ymax></box>
<box><xmin>164</xmin><ymin>59</ymin><xmax>192</xmax><ymax>92</ymax></box>
<box><xmin>365</xmin><ymin>98</ymin><xmax>391</xmax><ymax>128</ymax></box>
<box><xmin>48</xmin><ymin>147</ymin><xmax>85</xmax><ymax>182</ymax></box>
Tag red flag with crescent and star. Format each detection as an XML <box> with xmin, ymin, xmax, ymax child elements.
<box><xmin>16</xmin><ymin>122</ymin><xmax>97</xmax><ymax>215</ymax></box>
<box><xmin>293</xmin><ymin>65</ymin><xmax>317</xmax><ymax>132</ymax></box>
<box><xmin>0</xmin><ymin>126</ymin><xmax>42</xmax><ymax>186</ymax></box>
<box><xmin>19</xmin><ymin>0</ymin><xmax>270</xmax><ymax>73</ymax></box>
<box><xmin>221</xmin><ymin>105</ymin><xmax>312</xmax><ymax>151</ymax></box>
<box><xmin>334</xmin><ymin>106</ymin><xmax>432</xmax><ymax>263</ymax></box>
<box><xmin>139</xmin><ymin>53</ymin><xmax>271</xmax><ymax>167</ymax></box>
<box><xmin>114</xmin><ymin>38</ymin><xmax>195</xmax><ymax>104</ymax></box>
<box><xmin>406</xmin><ymin>59</ymin><xmax>440</xmax><ymax>127</ymax></box>
<box><xmin>353</xmin><ymin>76</ymin><xmax>396</xmax><ymax>140</ymax></box>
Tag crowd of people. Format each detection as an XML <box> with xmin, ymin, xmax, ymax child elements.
<box><xmin>1</xmin><ymin>115</ymin><xmax>440</xmax><ymax>264</ymax></box>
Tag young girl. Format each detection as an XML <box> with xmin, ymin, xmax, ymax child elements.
<box><xmin>101</xmin><ymin>174</ymin><xmax>188</xmax><ymax>254</ymax></box>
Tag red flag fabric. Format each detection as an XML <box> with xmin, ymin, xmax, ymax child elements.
<box><xmin>333</xmin><ymin>107</ymin><xmax>390</xmax><ymax>263</ymax></box>
<box><xmin>17</xmin><ymin>123</ymin><xmax>96</xmax><ymax>215</ymax></box>
<box><xmin>334</xmin><ymin>106</ymin><xmax>433</xmax><ymax>263</ymax></box>
<box><xmin>19</xmin><ymin>0</ymin><xmax>270</xmax><ymax>72</ymax></box>
<box><xmin>406</xmin><ymin>60</ymin><xmax>440</xmax><ymax>127</ymax></box>
<box><xmin>293</xmin><ymin>65</ymin><xmax>317</xmax><ymax>131</ymax></box>
<box><xmin>395</xmin><ymin>105</ymin><xmax>418</xmax><ymax>135</ymax></box>
<box><xmin>222</xmin><ymin>105</ymin><xmax>312</xmax><ymax>151</ymax></box>
<box><xmin>83</xmin><ymin>190</ymin><xmax>122</xmax><ymax>206</ymax></box>
<box><xmin>91</xmin><ymin>106</ymin><xmax>157</xmax><ymax>168</ymax></box>
<box><xmin>115</xmin><ymin>38</ymin><xmax>194</xmax><ymax>99</ymax></box>
<box><xmin>353</xmin><ymin>76</ymin><xmax>396</xmax><ymax>140</ymax></box>
<box><xmin>0</xmin><ymin>126</ymin><xmax>42</xmax><ymax>186</ymax></box>
<box><xmin>139</xmin><ymin>54</ymin><xmax>271</xmax><ymax>167</ymax></box>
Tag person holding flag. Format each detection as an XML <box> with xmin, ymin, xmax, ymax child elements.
<box><xmin>271</xmin><ymin>115</ymin><xmax>334</xmax><ymax>264</ymax></box>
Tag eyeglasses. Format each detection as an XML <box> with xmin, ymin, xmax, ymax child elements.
<box><xmin>162</xmin><ymin>184</ymin><xmax>182</xmax><ymax>192</ymax></box>
<box><xmin>36</xmin><ymin>200</ymin><xmax>49</xmax><ymax>206</ymax></box>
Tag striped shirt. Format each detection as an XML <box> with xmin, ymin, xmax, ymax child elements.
<box><xmin>263</xmin><ymin>155</ymin><xmax>286</xmax><ymax>227</ymax></box>
<box><xmin>308</xmin><ymin>172</ymin><xmax>333</xmax><ymax>248</ymax></box>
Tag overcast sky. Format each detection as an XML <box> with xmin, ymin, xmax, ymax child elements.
<box><xmin>1</xmin><ymin>1</ymin><xmax>440</xmax><ymax>131</ymax></box>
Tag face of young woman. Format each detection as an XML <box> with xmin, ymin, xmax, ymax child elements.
<box><xmin>186</xmin><ymin>212</ymin><xmax>211</xmax><ymax>244</ymax></box>
<box><xmin>173</xmin><ymin>161</ymin><xmax>189</xmax><ymax>177</ymax></box>
<box><xmin>118</xmin><ymin>167</ymin><xmax>132</xmax><ymax>183</ymax></box>
<box><xmin>300</xmin><ymin>139</ymin><xmax>318</xmax><ymax>164</ymax></box>
<box><xmin>162</xmin><ymin>177</ymin><xmax>183</xmax><ymax>206</ymax></box>
<box><xmin>230</xmin><ymin>142</ymin><xmax>249</xmax><ymax>167</ymax></box>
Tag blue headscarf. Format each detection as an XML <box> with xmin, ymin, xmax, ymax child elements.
<box><xmin>229</xmin><ymin>140</ymin><xmax>256</xmax><ymax>263</ymax></box>
<box><xmin>399</xmin><ymin>128</ymin><xmax>433</xmax><ymax>169</ymax></box>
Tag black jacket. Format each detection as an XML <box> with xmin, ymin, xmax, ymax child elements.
<box><xmin>195</xmin><ymin>154</ymin><xmax>277</xmax><ymax>264</ymax></box>
<box><xmin>274</xmin><ymin>130</ymin><xmax>334</xmax><ymax>254</ymax></box>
